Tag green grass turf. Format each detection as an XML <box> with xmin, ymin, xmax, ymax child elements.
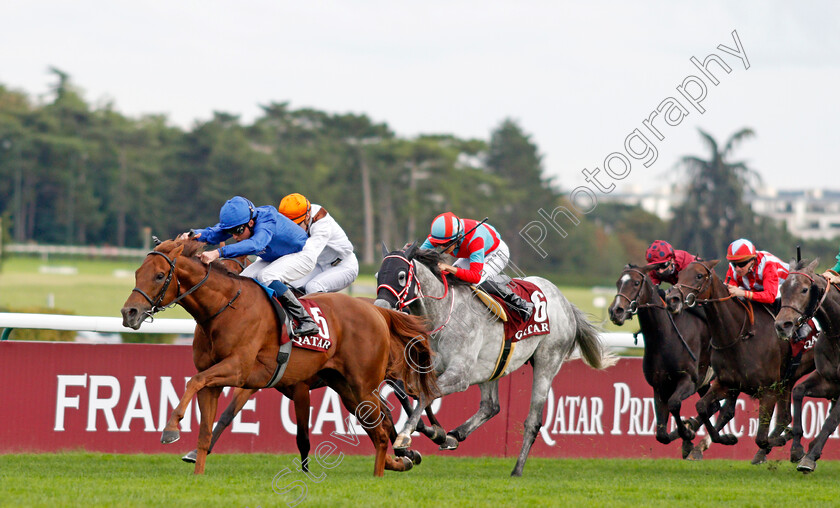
<box><xmin>0</xmin><ymin>453</ymin><xmax>835</xmax><ymax>507</ymax></box>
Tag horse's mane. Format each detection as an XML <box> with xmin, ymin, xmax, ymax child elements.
<box><xmin>155</xmin><ymin>238</ymin><xmax>240</xmax><ymax>277</ymax></box>
<box><xmin>409</xmin><ymin>248</ymin><xmax>472</xmax><ymax>287</ymax></box>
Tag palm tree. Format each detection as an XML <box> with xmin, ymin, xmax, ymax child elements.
<box><xmin>669</xmin><ymin>128</ymin><xmax>759</xmax><ymax>259</ymax></box>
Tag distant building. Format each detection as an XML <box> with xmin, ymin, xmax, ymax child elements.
<box><xmin>749</xmin><ymin>187</ymin><xmax>840</xmax><ymax>240</ymax></box>
<box><xmin>605</xmin><ymin>185</ymin><xmax>840</xmax><ymax>240</ymax></box>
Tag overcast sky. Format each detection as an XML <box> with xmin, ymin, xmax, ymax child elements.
<box><xmin>2</xmin><ymin>1</ymin><xmax>839</xmax><ymax>196</ymax></box>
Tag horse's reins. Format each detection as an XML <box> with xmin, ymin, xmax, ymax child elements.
<box><xmin>673</xmin><ymin>262</ymin><xmax>755</xmax><ymax>350</ymax></box>
<box><xmin>617</xmin><ymin>267</ymin><xmax>696</xmax><ymax>361</ymax></box>
<box><xmin>377</xmin><ymin>253</ymin><xmax>453</xmax><ymax>333</ymax></box>
<box><xmin>132</xmin><ymin>251</ymin><xmax>239</xmax><ymax>323</ymax></box>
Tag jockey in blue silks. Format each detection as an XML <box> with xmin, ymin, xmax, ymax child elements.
<box><xmin>182</xmin><ymin>196</ymin><xmax>319</xmax><ymax>337</ymax></box>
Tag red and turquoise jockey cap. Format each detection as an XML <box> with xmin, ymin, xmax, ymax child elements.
<box><xmin>428</xmin><ymin>212</ymin><xmax>464</xmax><ymax>246</ymax></box>
<box><xmin>219</xmin><ymin>196</ymin><xmax>256</xmax><ymax>230</ymax></box>
<box><xmin>727</xmin><ymin>238</ymin><xmax>757</xmax><ymax>262</ymax></box>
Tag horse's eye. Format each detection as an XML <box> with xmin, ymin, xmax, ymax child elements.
<box><xmin>802</xmin><ymin>288</ymin><xmax>808</xmax><ymax>294</ymax></box>
<box><xmin>398</xmin><ymin>271</ymin><xmax>407</xmax><ymax>286</ymax></box>
<box><xmin>633</xmin><ymin>280</ymin><xmax>640</xmax><ymax>286</ymax></box>
<box><xmin>155</xmin><ymin>272</ymin><xmax>165</xmax><ymax>281</ymax></box>
<box><xmin>696</xmin><ymin>274</ymin><xmax>702</xmax><ymax>280</ymax></box>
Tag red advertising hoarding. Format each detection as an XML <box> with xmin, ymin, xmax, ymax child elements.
<box><xmin>2</xmin><ymin>341</ymin><xmax>838</xmax><ymax>461</ymax></box>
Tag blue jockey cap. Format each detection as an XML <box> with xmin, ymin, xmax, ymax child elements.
<box><xmin>219</xmin><ymin>196</ymin><xmax>256</xmax><ymax>229</ymax></box>
<box><xmin>429</xmin><ymin>212</ymin><xmax>464</xmax><ymax>246</ymax></box>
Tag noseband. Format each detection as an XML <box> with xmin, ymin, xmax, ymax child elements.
<box><xmin>671</xmin><ymin>263</ymin><xmax>727</xmax><ymax>307</ymax></box>
<box><xmin>131</xmin><ymin>251</ymin><xmax>212</xmax><ymax>321</ymax></box>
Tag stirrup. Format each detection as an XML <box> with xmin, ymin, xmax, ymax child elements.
<box><xmin>292</xmin><ymin>321</ymin><xmax>320</xmax><ymax>337</ymax></box>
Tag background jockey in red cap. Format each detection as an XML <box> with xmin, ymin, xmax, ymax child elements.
<box><xmin>645</xmin><ymin>240</ymin><xmax>696</xmax><ymax>286</ymax></box>
<box><xmin>420</xmin><ymin>212</ymin><xmax>535</xmax><ymax>320</ymax></box>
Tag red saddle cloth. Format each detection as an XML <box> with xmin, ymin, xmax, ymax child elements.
<box><xmin>278</xmin><ymin>298</ymin><xmax>333</xmax><ymax>352</ymax></box>
<box><xmin>491</xmin><ymin>279</ymin><xmax>551</xmax><ymax>343</ymax></box>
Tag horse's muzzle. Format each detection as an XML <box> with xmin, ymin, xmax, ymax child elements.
<box><xmin>774</xmin><ymin>319</ymin><xmax>795</xmax><ymax>340</ymax></box>
<box><xmin>121</xmin><ymin>306</ymin><xmax>145</xmax><ymax>330</ymax></box>
<box><xmin>373</xmin><ymin>298</ymin><xmax>394</xmax><ymax>310</ymax></box>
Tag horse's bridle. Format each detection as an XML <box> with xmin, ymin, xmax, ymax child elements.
<box><xmin>671</xmin><ymin>262</ymin><xmax>730</xmax><ymax>308</ymax></box>
<box><xmin>131</xmin><ymin>251</ymin><xmax>212</xmax><ymax>321</ymax></box>
<box><xmin>780</xmin><ymin>271</ymin><xmax>833</xmax><ymax>327</ymax></box>
<box><xmin>377</xmin><ymin>253</ymin><xmax>455</xmax><ymax>333</ymax></box>
<box><xmin>614</xmin><ymin>268</ymin><xmax>666</xmax><ymax>314</ymax></box>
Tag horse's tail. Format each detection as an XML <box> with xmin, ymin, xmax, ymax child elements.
<box><xmin>375</xmin><ymin>307</ymin><xmax>439</xmax><ymax>401</ymax></box>
<box><xmin>571</xmin><ymin>303</ymin><xmax>618</xmax><ymax>370</ymax></box>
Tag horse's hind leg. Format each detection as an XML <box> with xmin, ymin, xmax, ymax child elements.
<box><xmin>511</xmin><ymin>357</ymin><xmax>560</xmax><ymax>477</ymax></box>
<box><xmin>193</xmin><ymin>386</ymin><xmax>223</xmax><ymax>475</ymax></box>
<box><xmin>183</xmin><ymin>387</ymin><xmax>258</xmax><ymax>463</ymax></box>
<box><xmin>443</xmin><ymin>381</ymin><xmax>502</xmax><ymax>451</ymax></box>
<box><xmin>799</xmin><ymin>397</ymin><xmax>840</xmax><ymax>473</ymax></box>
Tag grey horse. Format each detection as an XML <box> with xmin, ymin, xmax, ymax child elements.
<box><xmin>374</xmin><ymin>243</ymin><xmax>617</xmax><ymax>476</ymax></box>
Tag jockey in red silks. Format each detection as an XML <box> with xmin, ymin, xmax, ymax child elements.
<box><xmin>420</xmin><ymin>212</ymin><xmax>534</xmax><ymax>320</ymax></box>
<box><xmin>723</xmin><ymin>238</ymin><xmax>790</xmax><ymax>306</ymax></box>
<box><xmin>645</xmin><ymin>240</ymin><xmax>697</xmax><ymax>286</ymax></box>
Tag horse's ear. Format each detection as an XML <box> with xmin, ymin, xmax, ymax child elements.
<box><xmin>381</xmin><ymin>242</ymin><xmax>390</xmax><ymax>259</ymax></box>
<box><xmin>807</xmin><ymin>258</ymin><xmax>820</xmax><ymax>272</ymax></box>
<box><xmin>405</xmin><ymin>240</ymin><xmax>419</xmax><ymax>260</ymax></box>
<box><xmin>707</xmin><ymin>259</ymin><xmax>720</xmax><ymax>269</ymax></box>
<box><xmin>152</xmin><ymin>235</ymin><xmax>162</xmax><ymax>246</ymax></box>
<box><xmin>170</xmin><ymin>244</ymin><xmax>185</xmax><ymax>259</ymax></box>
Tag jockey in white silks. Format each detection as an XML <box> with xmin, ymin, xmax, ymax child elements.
<box><xmin>275</xmin><ymin>193</ymin><xmax>359</xmax><ymax>294</ymax></box>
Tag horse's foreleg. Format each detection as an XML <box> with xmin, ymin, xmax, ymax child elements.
<box><xmin>752</xmin><ymin>393</ymin><xmax>777</xmax><ymax>465</ymax></box>
<box><xmin>395</xmin><ymin>367</ymin><xmax>468</xmax><ymax>449</ymax></box>
<box><xmin>790</xmin><ymin>372</ymin><xmax>834</xmax><ymax>463</ymax></box>
<box><xmin>182</xmin><ymin>387</ymin><xmax>258</xmax><ymax>463</ymax></box>
<box><xmin>391</xmin><ymin>379</ymin><xmax>441</xmax><ymax>443</ymax></box>
<box><xmin>445</xmin><ymin>381</ymin><xmax>501</xmax><ymax>449</ymax></box>
<box><xmin>653</xmin><ymin>393</ymin><xmax>677</xmax><ymax>445</ymax></box>
<box><xmin>667</xmin><ymin>376</ymin><xmax>700</xmax><ymax>444</ymax></box>
<box><xmin>162</xmin><ymin>360</ymin><xmax>244</xmax><ymax>445</ymax></box>
<box><xmin>768</xmin><ymin>388</ymin><xmax>793</xmax><ymax>447</ymax></box>
<box><xmin>799</xmin><ymin>395</ymin><xmax>840</xmax><ymax>473</ymax></box>
<box><xmin>695</xmin><ymin>381</ymin><xmax>736</xmax><ymax>445</ymax></box>
<box><xmin>193</xmin><ymin>386</ymin><xmax>223</xmax><ymax>475</ymax></box>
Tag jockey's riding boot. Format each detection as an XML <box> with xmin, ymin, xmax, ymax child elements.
<box><xmin>479</xmin><ymin>279</ymin><xmax>535</xmax><ymax>321</ymax></box>
<box><xmin>276</xmin><ymin>287</ymin><xmax>320</xmax><ymax>337</ymax></box>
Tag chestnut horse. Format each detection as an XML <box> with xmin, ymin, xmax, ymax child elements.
<box><xmin>609</xmin><ymin>263</ymin><xmax>715</xmax><ymax>459</ymax></box>
<box><xmin>775</xmin><ymin>259</ymin><xmax>840</xmax><ymax>473</ymax></box>
<box><xmin>121</xmin><ymin>238</ymin><xmax>437</xmax><ymax>476</ymax></box>
<box><xmin>666</xmin><ymin>259</ymin><xmax>815</xmax><ymax>464</ymax></box>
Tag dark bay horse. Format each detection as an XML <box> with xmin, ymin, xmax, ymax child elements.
<box><xmin>666</xmin><ymin>259</ymin><xmax>815</xmax><ymax>464</ymax></box>
<box><xmin>775</xmin><ymin>259</ymin><xmax>840</xmax><ymax>473</ymax></box>
<box><xmin>121</xmin><ymin>238</ymin><xmax>437</xmax><ymax>476</ymax></box>
<box><xmin>609</xmin><ymin>263</ymin><xmax>714</xmax><ymax>459</ymax></box>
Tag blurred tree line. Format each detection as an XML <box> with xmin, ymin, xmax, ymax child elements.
<box><xmin>0</xmin><ymin>70</ymin><xmax>836</xmax><ymax>285</ymax></box>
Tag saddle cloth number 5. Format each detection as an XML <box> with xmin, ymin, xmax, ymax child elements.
<box><xmin>310</xmin><ymin>307</ymin><xmax>330</xmax><ymax>338</ymax></box>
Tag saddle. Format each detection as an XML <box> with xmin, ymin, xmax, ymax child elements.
<box><xmin>471</xmin><ymin>286</ymin><xmax>508</xmax><ymax>322</ymax></box>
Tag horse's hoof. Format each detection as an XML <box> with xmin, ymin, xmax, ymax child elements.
<box><xmin>161</xmin><ymin>430</ymin><xmax>180</xmax><ymax>444</ymax></box>
<box><xmin>439</xmin><ymin>435</ymin><xmax>459</xmax><ymax>451</ymax></box>
<box><xmin>719</xmin><ymin>434</ymin><xmax>738</xmax><ymax>446</ymax></box>
<box><xmin>686</xmin><ymin>417</ymin><xmax>701</xmax><ymax>431</ymax></box>
<box><xmin>797</xmin><ymin>457</ymin><xmax>816</xmax><ymax>473</ymax></box>
<box><xmin>430</xmin><ymin>425</ymin><xmax>447</xmax><ymax>445</ymax></box>
<box><xmin>400</xmin><ymin>456</ymin><xmax>413</xmax><ymax>471</ymax></box>
<box><xmin>681</xmin><ymin>440</ymin><xmax>694</xmax><ymax>459</ymax></box>
<box><xmin>410</xmin><ymin>450</ymin><xmax>422</xmax><ymax>465</ymax></box>
<box><xmin>687</xmin><ymin>447</ymin><xmax>704</xmax><ymax>461</ymax></box>
<box><xmin>790</xmin><ymin>445</ymin><xmax>805</xmax><ymax>463</ymax></box>
<box><xmin>181</xmin><ymin>450</ymin><xmax>197</xmax><ymax>463</ymax></box>
<box><xmin>751</xmin><ymin>449</ymin><xmax>768</xmax><ymax>465</ymax></box>
<box><xmin>393</xmin><ymin>433</ymin><xmax>412</xmax><ymax>450</ymax></box>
